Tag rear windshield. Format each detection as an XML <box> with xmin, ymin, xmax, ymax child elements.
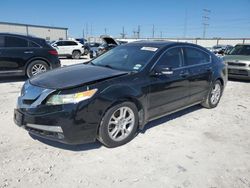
<box><xmin>229</xmin><ymin>45</ymin><xmax>250</xmax><ymax>55</ymax></box>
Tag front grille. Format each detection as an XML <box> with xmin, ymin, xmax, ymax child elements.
<box><xmin>228</xmin><ymin>69</ymin><xmax>248</xmax><ymax>76</ymax></box>
<box><xmin>228</xmin><ymin>62</ymin><xmax>246</xmax><ymax>67</ymax></box>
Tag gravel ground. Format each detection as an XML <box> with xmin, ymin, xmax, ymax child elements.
<box><xmin>0</xmin><ymin>58</ymin><xmax>250</xmax><ymax>188</ymax></box>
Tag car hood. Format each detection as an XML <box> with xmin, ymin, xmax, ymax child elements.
<box><xmin>29</xmin><ymin>64</ymin><xmax>128</xmax><ymax>90</ymax></box>
<box><xmin>100</xmin><ymin>35</ymin><xmax>119</xmax><ymax>45</ymax></box>
<box><xmin>223</xmin><ymin>55</ymin><xmax>250</xmax><ymax>62</ymax></box>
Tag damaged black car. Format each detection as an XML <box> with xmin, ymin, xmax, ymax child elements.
<box><xmin>14</xmin><ymin>41</ymin><xmax>227</xmax><ymax>147</ymax></box>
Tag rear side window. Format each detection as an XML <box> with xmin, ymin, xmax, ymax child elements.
<box><xmin>0</xmin><ymin>36</ymin><xmax>4</xmax><ymax>47</ymax></box>
<box><xmin>29</xmin><ymin>41</ymin><xmax>40</xmax><ymax>47</ymax></box>
<box><xmin>64</xmin><ymin>41</ymin><xmax>78</xmax><ymax>46</ymax></box>
<box><xmin>5</xmin><ymin>36</ymin><xmax>28</xmax><ymax>47</ymax></box>
<box><xmin>56</xmin><ymin>41</ymin><xmax>64</xmax><ymax>46</ymax></box>
<box><xmin>157</xmin><ymin>47</ymin><xmax>183</xmax><ymax>69</ymax></box>
<box><xmin>185</xmin><ymin>47</ymin><xmax>211</xmax><ymax>65</ymax></box>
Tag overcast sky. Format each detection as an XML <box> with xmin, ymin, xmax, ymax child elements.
<box><xmin>1</xmin><ymin>0</ymin><xmax>250</xmax><ymax>38</ymax></box>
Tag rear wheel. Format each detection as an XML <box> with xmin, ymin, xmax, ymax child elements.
<box><xmin>72</xmin><ymin>50</ymin><xmax>81</xmax><ymax>59</ymax></box>
<box><xmin>201</xmin><ymin>80</ymin><xmax>223</xmax><ymax>108</ymax></box>
<box><xmin>98</xmin><ymin>102</ymin><xmax>139</xmax><ymax>148</ymax></box>
<box><xmin>26</xmin><ymin>60</ymin><xmax>49</xmax><ymax>78</ymax></box>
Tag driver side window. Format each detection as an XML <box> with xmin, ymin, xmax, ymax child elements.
<box><xmin>157</xmin><ymin>47</ymin><xmax>183</xmax><ymax>69</ymax></box>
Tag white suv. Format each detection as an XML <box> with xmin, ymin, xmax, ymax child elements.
<box><xmin>51</xmin><ymin>40</ymin><xmax>85</xmax><ymax>59</ymax></box>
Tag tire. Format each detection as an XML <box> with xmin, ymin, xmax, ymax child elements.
<box><xmin>98</xmin><ymin>102</ymin><xmax>139</xmax><ymax>148</ymax></box>
<box><xmin>26</xmin><ymin>60</ymin><xmax>49</xmax><ymax>78</ymax></box>
<box><xmin>201</xmin><ymin>80</ymin><xmax>223</xmax><ymax>109</ymax></box>
<box><xmin>72</xmin><ymin>50</ymin><xmax>81</xmax><ymax>59</ymax></box>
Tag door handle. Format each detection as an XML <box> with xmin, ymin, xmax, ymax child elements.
<box><xmin>24</xmin><ymin>51</ymin><xmax>34</xmax><ymax>54</ymax></box>
<box><xmin>180</xmin><ymin>71</ymin><xmax>189</xmax><ymax>77</ymax></box>
<box><xmin>206</xmin><ymin>67</ymin><xmax>212</xmax><ymax>72</ymax></box>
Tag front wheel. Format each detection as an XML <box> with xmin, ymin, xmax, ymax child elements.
<box><xmin>201</xmin><ymin>80</ymin><xmax>223</xmax><ymax>108</ymax></box>
<box><xmin>98</xmin><ymin>102</ymin><xmax>139</xmax><ymax>148</ymax></box>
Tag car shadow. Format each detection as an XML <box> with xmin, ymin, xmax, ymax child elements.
<box><xmin>0</xmin><ymin>76</ymin><xmax>27</xmax><ymax>83</ymax></box>
<box><xmin>141</xmin><ymin>104</ymin><xmax>202</xmax><ymax>134</ymax></box>
<box><xmin>59</xmin><ymin>56</ymin><xmax>89</xmax><ymax>60</ymax></box>
<box><xmin>29</xmin><ymin>133</ymin><xmax>102</xmax><ymax>151</ymax></box>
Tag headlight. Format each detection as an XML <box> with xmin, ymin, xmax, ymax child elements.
<box><xmin>46</xmin><ymin>89</ymin><xmax>98</xmax><ymax>105</ymax></box>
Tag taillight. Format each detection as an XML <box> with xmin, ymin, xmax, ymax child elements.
<box><xmin>48</xmin><ymin>50</ymin><xmax>58</xmax><ymax>55</ymax></box>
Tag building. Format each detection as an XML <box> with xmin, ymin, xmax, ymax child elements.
<box><xmin>0</xmin><ymin>21</ymin><xmax>68</xmax><ymax>41</ymax></box>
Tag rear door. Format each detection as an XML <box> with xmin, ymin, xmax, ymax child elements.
<box><xmin>148</xmin><ymin>47</ymin><xmax>190</xmax><ymax>120</ymax></box>
<box><xmin>0</xmin><ymin>35</ymin><xmax>34</xmax><ymax>74</ymax></box>
<box><xmin>64</xmin><ymin>41</ymin><xmax>78</xmax><ymax>55</ymax></box>
<box><xmin>183</xmin><ymin>46</ymin><xmax>213</xmax><ymax>104</ymax></box>
<box><xmin>54</xmin><ymin>41</ymin><xmax>66</xmax><ymax>55</ymax></box>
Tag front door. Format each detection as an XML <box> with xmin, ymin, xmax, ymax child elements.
<box><xmin>147</xmin><ymin>47</ymin><xmax>190</xmax><ymax>120</ymax></box>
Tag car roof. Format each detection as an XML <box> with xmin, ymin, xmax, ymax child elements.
<box><xmin>0</xmin><ymin>32</ymin><xmax>43</xmax><ymax>40</ymax></box>
<box><xmin>126</xmin><ymin>40</ymin><xmax>203</xmax><ymax>49</ymax></box>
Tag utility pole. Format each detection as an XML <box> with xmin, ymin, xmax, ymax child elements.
<box><xmin>152</xmin><ymin>24</ymin><xmax>155</xmax><ymax>38</ymax></box>
<box><xmin>137</xmin><ymin>25</ymin><xmax>140</xmax><ymax>39</ymax></box>
<box><xmin>120</xmin><ymin>26</ymin><xmax>126</xmax><ymax>38</ymax></box>
<box><xmin>160</xmin><ymin>31</ymin><xmax>163</xmax><ymax>38</ymax></box>
<box><xmin>82</xmin><ymin>28</ymin><xmax>85</xmax><ymax>39</ymax></box>
<box><xmin>202</xmin><ymin>9</ymin><xmax>211</xmax><ymax>38</ymax></box>
<box><xmin>104</xmin><ymin>28</ymin><xmax>107</xmax><ymax>35</ymax></box>
<box><xmin>183</xmin><ymin>9</ymin><xmax>188</xmax><ymax>38</ymax></box>
<box><xmin>85</xmin><ymin>23</ymin><xmax>89</xmax><ymax>39</ymax></box>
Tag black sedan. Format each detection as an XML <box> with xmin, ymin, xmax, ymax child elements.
<box><xmin>0</xmin><ymin>33</ymin><xmax>60</xmax><ymax>78</ymax></box>
<box><xmin>14</xmin><ymin>41</ymin><xmax>227</xmax><ymax>147</ymax></box>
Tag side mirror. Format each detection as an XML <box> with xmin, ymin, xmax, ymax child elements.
<box><xmin>52</xmin><ymin>44</ymin><xmax>57</xmax><ymax>47</ymax></box>
<box><xmin>152</xmin><ymin>65</ymin><xmax>174</xmax><ymax>76</ymax></box>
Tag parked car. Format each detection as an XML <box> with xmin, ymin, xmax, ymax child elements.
<box><xmin>211</xmin><ymin>45</ymin><xmax>233</xmax><ymax>56</ymax></box>
<box><xmin>51</xmin><ymin>40</ymin><xmax>85</xmax><ymax>59</ymax></box>
<box><xmin>223</xmin><ymin>44</ymin><xmax>250</xmax><ymax>80</ymax></box>
<box><xmin>97</xmin><ymin>35</ymin><xmax>119</xmax><ymax>56</ymax></box>
<box><xmin>75</xmin><ymin>38</ymin><xmax>87</xmax><ymax>45</ymax></box>
<box><xmin>84</xmin><ymin>42</ymin><xmax>101</xmax><ymax>58</ymax></box>
<box><xmin>14</xmin><ymin>41</ymin><xmax>227</xmax><ymax>147</ymax></box>
<box><xmin>0</xmin><ymin>33</ymin><xmax>60</xmax><ymax>78</ymax></box>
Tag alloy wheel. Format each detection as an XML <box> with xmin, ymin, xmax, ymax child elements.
<box><xmin>210</xmin><ymin>83</ymin><xmax>221</xmax><ymax>105</ymax></box>
<box><xmin>108</xmin><ymin>107</ymin><xmax>135</xmax><ymax>142</ymax></box>
<box><xmin>31</xmin><ymin>64</ymin><xmax>47</xmax><ymax>76</ymax></box>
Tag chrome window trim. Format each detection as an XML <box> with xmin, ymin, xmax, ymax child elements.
<box><xmin>150</xmin><ymin>45</ymin><xmax>212</xmax><ymax>72</ymax></box>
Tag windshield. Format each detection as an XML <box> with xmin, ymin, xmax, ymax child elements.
<box><xmin>91</xmin><ymin>45</ymin><xmax>158</xmax><ymax>71</ymax></box>
<box><xmin>229</xmin><ymin>45</ymin><xmax>250</xmax><ymax>55</ymax></box>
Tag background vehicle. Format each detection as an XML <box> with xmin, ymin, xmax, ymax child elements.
<box><xmin>84</xmin><ymin>42</ymin><xmax>101</xmax><ymax>58</ymax></box>
<box><xmin>223</xmin><ymin>44</ymin><xmax>250</xmax><ymax>79</ymax></box>
<box><xmin>211</xmin><ymin>45</ymin><xmax>233</xmax><ymax>56</ymax></box>
<box><xmin>14</xmin><ymin>41</ymin><xmax>227</xmax><ymax>148</ymax></box>
<box><xmin>51</xmin><ymin>40</ymin><xmax>84</xmax><ymax>59</ymax></box>
<box><xmin>97</xmin><ymin>35</ymin><xmax>119</xmax><ymax>56</ymax></box>
<box><xmin>0</xmin><ymin>33</ymin><xmax>60</xmax><ymax>78</ymax></box>
<box><xmin>75</xmin><ymin>38</ymin><xmax>87</xmax><ymax>45</ymax></box>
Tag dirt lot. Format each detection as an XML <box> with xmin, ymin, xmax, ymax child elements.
<box><xmin>0</xmin><ymin>59</ymin><xmax>250</xmax><ymax>188</ymax></box>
